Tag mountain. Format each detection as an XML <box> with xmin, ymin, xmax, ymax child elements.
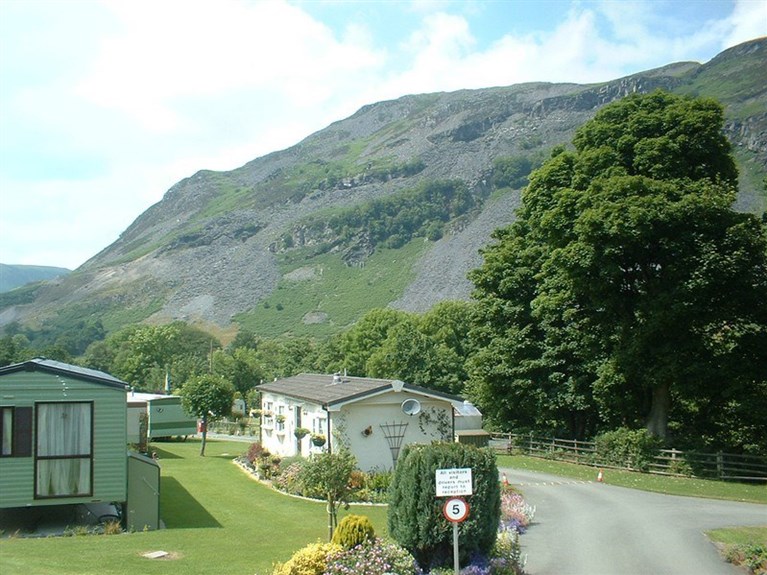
<box><xmin>0</xmin><ymin>264</ymin><xmax>70</xmax><ymax>293</ymax></box>
<box><xmin>1</xmin><ymin>38</ymin><xmax>765</xmax><ymax>342</ymax></box>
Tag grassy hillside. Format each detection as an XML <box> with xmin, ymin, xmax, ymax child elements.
<box><xmin>235</xmin><ymin>240</ymin><xmax>429</xmax><ymax>338</ymax></box>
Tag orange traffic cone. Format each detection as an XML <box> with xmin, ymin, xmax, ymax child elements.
<box><xmin>502</xmin><ymin>472</ymin><xmax>509</xmax><ymax>487</ymax></box>
<box><xmin>597</xmin><ymin>469</ymin><xmax>604</xmax><ymax>483</ymax></box>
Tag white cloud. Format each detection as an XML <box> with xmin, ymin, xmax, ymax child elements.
<box><xmin>723</xmin><ymin>0</ymin><xmax>767</xmax><ymax>49</ymax></box>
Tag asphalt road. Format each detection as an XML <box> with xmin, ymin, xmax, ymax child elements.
<box><xmin>499</xmin><ymin>467</ymin><xmax>766</xmax><ymax>575</ymax></box>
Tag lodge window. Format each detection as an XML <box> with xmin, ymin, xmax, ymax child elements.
<box><xmin>35</xmin><ymin>402</ymin><xmax>93</xmax><ymax>498</ymax></box>
<box><xmin>312</xmin><ymin>416</ymin><xmax>326</xmax><ymax>436</ymax></box>
<box><xmin>276</xmin><ymin>405</ymin><xmax>285</xmax><ymax>432</ymax></box>
<box><xmin>0</xmin><ymin>406</ymin><xmax>32</xmax><ymax>458</ymax></box>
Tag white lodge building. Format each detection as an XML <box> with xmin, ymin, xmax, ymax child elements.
<box><xmin>256</xmin><ymin>373</ymin><xmax>477</xmax><ymax>471</ymax></box>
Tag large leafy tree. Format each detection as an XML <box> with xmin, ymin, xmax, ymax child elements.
<box><xmin>469</xmin><ymin>91</ymin><xmax>767</xmax><ymax>450</ymax></box>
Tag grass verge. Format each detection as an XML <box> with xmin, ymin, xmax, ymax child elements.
<box><xmin>706</xmin><ymin>527</ymin><xmax>767</xmax><ymax>575</ymax></box>
<box><xmin>0</xmin><ymin>439</ymin><xmax>388</xmax><ymax>575</ymax></box>
<box><xmin>496</xmin><ymin>454</ymin><xmax>767</xmax><ymax>504</ymax></box>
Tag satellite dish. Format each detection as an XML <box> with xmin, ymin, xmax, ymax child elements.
<box><xmin>401</xmin><ymin>398</ymin><xmax>421</xmax><ymax>416</ymax></box>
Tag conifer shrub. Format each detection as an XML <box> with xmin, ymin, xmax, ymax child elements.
<box><xmin>271</xmin><ymin>541</ymin><xmax>341</xmax><ymax>575</ymax></box>
<box><xmin>387</xmin><ymin>442</ymin><xmax>501</xmax><ymax>570</ymax></box>
<box><xmin>331</xmin><ymin>514</ymin><xmax>375</xmax><ymax>549</ymax></box>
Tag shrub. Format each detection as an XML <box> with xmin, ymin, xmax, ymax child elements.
<box><xmin>271</xmin><ymin>541</ymin><xmax>341</xmax><ymax>575</ymax></box>
<box><xmin>388</xmin><ymin>442</ymin><xmax>501</xmax><ymax>570</ymax></box>
<box><xmin>324</xmin><ymin>537</ymin><xmax>422</xmax><ymax>575</ymax></box>
<box><xmin>246</xmin><ymin>442</ymin><xmax>269</xmax><ymax>465</ymax></box>
<box><xmin>726</xmin><ymin>543</ymin><xmax>767</xmax><ymax>574</ymax></box>
<box><xmin>331</xmin><ymin>514</ymin><xmax>375</xmax><ymax>550</ymax></box>
<box><xmin>594</xmin><ymin>427</ymin><xmax>662</xmax><ymax>471</ymax></box>
<box><xmin>273</xmin><ymin>461</ymin><xmax>306</xmax><ymax>495</ymax></box>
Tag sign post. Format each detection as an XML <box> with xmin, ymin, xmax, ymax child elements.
<box><xmin>437</xmin><ymin>468</ymin><xmax>473</xmax><ymax>575</ymax></box>
<box><xmin>443</xmin><ymin>497</ymin><xmax>470</xmax><ymax>575</ymax></box>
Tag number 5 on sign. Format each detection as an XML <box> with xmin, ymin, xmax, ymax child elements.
<box><xmin>443</xmin><ymin>497</ymin><xmax>470</xmax><ymax>523</ymax></box>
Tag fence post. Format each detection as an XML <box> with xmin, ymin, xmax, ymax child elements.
<box><xmin>529</xmin><ymin>431</ymin><xmax>533</xmax><ymax>454</ymax></box>
<box><xmin>717</xmin><ymin>451</ymin><xmax>724</xmax><ymax>479</ymax></box>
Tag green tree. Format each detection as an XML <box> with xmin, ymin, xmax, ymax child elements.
<box><xmin>491</xmin><ymin>155</ymin><xmax>533</xmax><ymax>190</ymax></box>
<box><xmin>179</xmin><ymin>374</ymin><xmax>235</xmax><ymax>456</ymax></box>
<box><xmin>298</xmin><ymin>450</ymin><xmax>357</xmax><ymax>540</ymax></box>
<box><xmin>469</xmin><ymin>90</ymin><xmax>767</xmax><ymax>450</ymax></box>
<box><xmin>388</xmin><ymin>442</ymin><xmax>500</xmax><ymax>570</ymax></box>
<box><xmin>366</xmin><ymin>317</ymin><xmax>436</xmax><ymax>385</ymax></box>
<box><xmin>211</xmin><ymin>347</ymin><xmax>264</xmax><ymax>407</ymax></box>
<box><xmin>338</xmin><ymin>308</ymin><xmax>410</xmax><ymax>375</ymax></box>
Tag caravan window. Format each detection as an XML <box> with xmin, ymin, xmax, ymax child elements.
<box><xmin>0</xmin><ymin>406</ymin><xmax>32</xmax><ymax>457</ymax></box>
<box><xmin>35</xmin><ymin>402</ymin><xmax>93</xmax><ymax>498</ymax></box>
<box><xmin>0</xmin><ymin>407</ymin><xmax>11</xmax><ymax>456</ymax></box>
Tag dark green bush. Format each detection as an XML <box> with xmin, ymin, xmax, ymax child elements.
<box><xmin>330</xmin><ymin>514</ymin><xmax>375</xmax><ymax>549</ymax></box>
<box><xmin>387</xmin><ymin>442</ymin><xmax>500</xmax><ymax>570</ymax></box>
<box><xmin>595</xmin><ymin>427</ymin><xmax>663</xmax><ymax>471</ymax></box>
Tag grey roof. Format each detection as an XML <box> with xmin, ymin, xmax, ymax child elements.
<box><xmin>256</xmin><ymin>373</ymin><xmax>463</xmax><ymax>408</ymax></box>
<box><xmin>0</xmin><ymin>358</ymin><xmax>129</xmax><ymax>390</ymax></box>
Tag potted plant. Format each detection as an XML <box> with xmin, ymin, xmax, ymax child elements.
<box><xmin>311</xmin><ymin>433</ymin><xmax>326</xmax><ymax>447</ymax></box>
<box><xmin>294</xmin><ymin>427</ymin><xmax>310</xmax><ymax>440</ymax></box>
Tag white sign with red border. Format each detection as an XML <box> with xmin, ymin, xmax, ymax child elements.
<box><xmin>442</xmin><ymin>497</ymin><xmax>470</xmax><ymax>523</ymax></box>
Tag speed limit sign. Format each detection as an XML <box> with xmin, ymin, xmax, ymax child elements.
<box><xmin>442</xmin><ymin>497</ymin><xmax>470</xmax><ymax>523</ymax></box>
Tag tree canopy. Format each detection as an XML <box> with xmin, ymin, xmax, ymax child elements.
<box><xmin>180</xmin><ymin>373</ymin><xmax>235</xmax><ymax>455</ymax></box>
<box><xmin>468</xmin><ymin>90</ymin><xmax>767</xmax><ymax>452</ymax></box>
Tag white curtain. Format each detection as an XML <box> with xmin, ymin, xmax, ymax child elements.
<box><xmin>36</xmin><ymin>403</ymin><xmax>92</xmax><ymax>497</ymax></box>
<box><xmin>1</xmin><ymin>408</ymin><xmax>11</xmax><ymax>455</ymax></box>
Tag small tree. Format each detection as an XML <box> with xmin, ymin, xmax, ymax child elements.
<box><xmin>180</xmin><ymin>374</ymin><xmax>235</xmax><ymax>456</ymax></box>
<box><xmin>298</xmin><ymin>450</ymin><xmax>357</xmax><ymax>540</ymax></box>
<box><xmin>388</xmin><ymin>442</ymin><xmax>500</xmax><ymax>570</ymax></box>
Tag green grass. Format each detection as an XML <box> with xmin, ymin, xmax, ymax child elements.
<box><xmin>4</xmin><ymin>446</ymin><xmax>763</xmax><ymax>575</ymax></box>
<box><xmin>497</xmin><ymin>455</ymin><xmax>767</xmax><ymax>504</ymax></box>
<box><xmin>0</xmin><ymin>440</ymin><xmax>388</xmax><ymax>575</ymax></box>
<box><xmin>707</xmin><ymin>527</ymin><xmax>767</xmax><ymax>574</ymax></box>
<box><xmin>235</xmin><ymin>240</ymin><xmax>429</xmax><ymax>338</ymax></box>
<box><xmin>707</xmin><ymin>526</ymin><xmax>767</xmax><ymax>546</ymax></box>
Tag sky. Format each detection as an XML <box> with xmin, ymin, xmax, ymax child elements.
<box><xmin>0</xmin><ymin>0</ymin><xmax>765</xmax><ymax>270</ymax></box>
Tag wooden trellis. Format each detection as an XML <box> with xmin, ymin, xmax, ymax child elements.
<box><xmin>379</xmin><ymin>421</ymin><xmax>409</xmax><ymax>466</ymax></box>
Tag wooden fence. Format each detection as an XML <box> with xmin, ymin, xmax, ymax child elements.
<box><xmin>490</xmin><ymin>432</ymin><xmax>767</xmax><ymax>482</ymax></box>
<box><xmin>208</xmin><ymin>418</ymin><xmax>260</xmax><ymax>438</ymax></box>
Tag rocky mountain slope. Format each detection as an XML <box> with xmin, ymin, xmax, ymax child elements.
<box><xmin>2</xmin><ymin>38</ymin><xmax>765</xmax><ymax>339</ymax></box>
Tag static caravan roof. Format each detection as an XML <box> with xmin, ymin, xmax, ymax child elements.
<box><xmin>0</xmin><ymin>358</ymin><xmax>128</xmax><ymax>390</ymax></box>
<box><xmin>127</xmin><ymin>392</ymin><xmax>180</xmax><ymax>406</ymax></box>
<box><xmin>257</xmin><ymin>373</ymin><xmax>464</xmax><ymax>409</ymax></box>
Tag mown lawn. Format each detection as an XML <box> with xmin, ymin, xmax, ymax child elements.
<box><xmin>0</xmin><ymin>440</ymin><xmax>388</xmax><ymax>575</ymax></box>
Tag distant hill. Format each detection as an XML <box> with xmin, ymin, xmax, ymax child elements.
<box><xmin>0</xmin><ymin>264</ymin><xmax>70</xmax><ymax>293</ymax></box>
<box><xmin>0</xmin><ymin>38</ymin><xmax>764</xmax><ymax>342</ymax></box>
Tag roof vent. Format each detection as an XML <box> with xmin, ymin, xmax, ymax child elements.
<box><xmin>332</xmin><ymin>373</ymin><xmax>342</xmax><ymax>385</ymax></box>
